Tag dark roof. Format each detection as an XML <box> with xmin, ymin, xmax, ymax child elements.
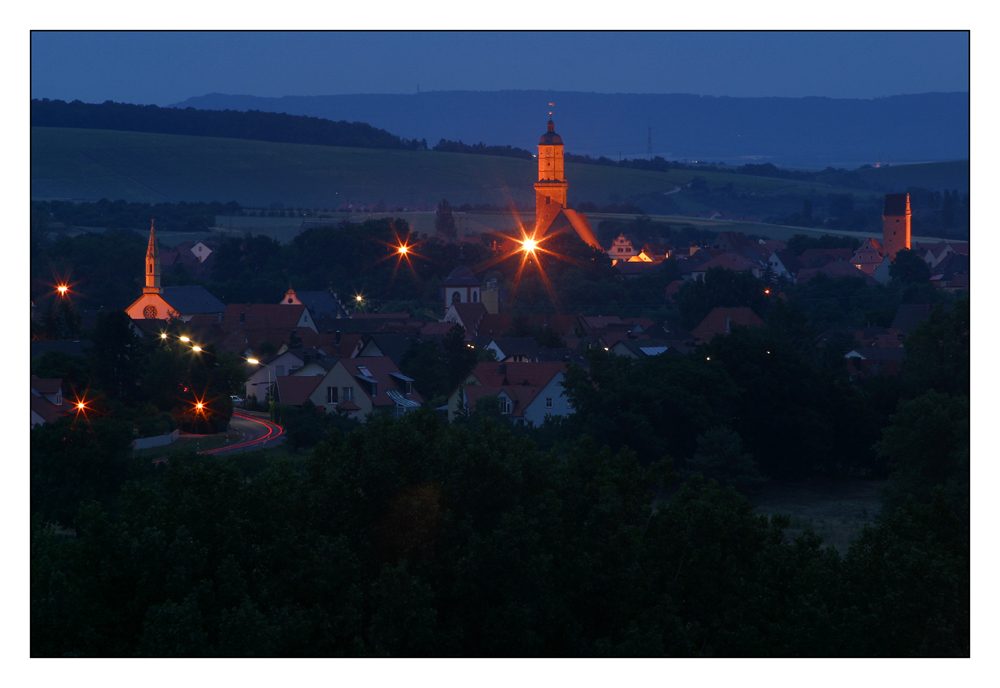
<box><xmin>359</xmin><ymin>333</ymin><xmax>419</xmax><ymax>366</ymax></box>
<box><xmin>883</xmin><ymin>193</ymin><xmax>910</xmax><ymax>216</ymax></box>
<box><xmin>295</xmin><ymin>291</ymin><xmax>349</xmax><ymax>320</ymax></box>
<box><xmin>539</xmin><ymin>118</ymin><xmax>563</xmax><ymax>145</ymax></box>
<box><xmin>442</xmin><ymin>266</ymin><xmax>481</xmax><ymax>287</ymax></box>
<box><xmin>162</xmin><ymin>286</ymin><xmax>226</xmax><ymax>315</ymax></box>
<box><xmin>488</xmin><ymin>337</ymin><xmax>540</xmax><ymax>360</ymax></box>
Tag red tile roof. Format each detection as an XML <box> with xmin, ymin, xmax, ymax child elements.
<box><xmin>274</xmin><ymin>375</ymin><xmax>324</xmax><ymax>406</ymax></box>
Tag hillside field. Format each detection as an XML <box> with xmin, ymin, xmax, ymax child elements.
<box><xmin>33</xmin><ymin>127</ymin><xmax>879</xmax><ymax>209</ymax></box>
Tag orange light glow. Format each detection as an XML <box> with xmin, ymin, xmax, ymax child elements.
<box><xmin>179</xmin><ymin>336</ymin><xmax>190</xmax><ymax>342</ymax></box>
<box><xmin>57</xmin><ymin>285</ymin><xmax>69</xmax><ymax>295</ymax></box>
<box><xmin>521</xmin><ymin>238</ymin><xmax>538</xmax><ymax>253</ymax></box>
<box><xmin>191</xmin><ymin>345</ymin><xmax>202</xmax><ymax>352</ymax></box>
<box><xmin>397</xmin><ymin>245</ymin><xmax>409</xmax><ymax>255</ymax></box>
<box><xmin>160</xmin><ymin>333</ymin><xmax>168</xmax><ymax>340</ymax></box>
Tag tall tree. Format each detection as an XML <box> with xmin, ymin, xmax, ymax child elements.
<box><xmin>434</xmin><ymin>199</ymin><xmax>456</xmax><ymax>239</ymax></box>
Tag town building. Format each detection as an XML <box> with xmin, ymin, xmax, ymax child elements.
<box><xmin>882</xmin><ymin>193</ymin><xmax>912</xmax><ymax>260</ymax></box>
<box><xmin>125</xmin><ymin>221</ymin><xmax>225</xmax><ymax>322</ymax></box>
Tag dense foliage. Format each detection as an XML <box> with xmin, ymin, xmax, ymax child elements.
<box><xmin>31</xmin><ymin>411</ymin><xmax>968</xmax><ymax>657</ymax></box>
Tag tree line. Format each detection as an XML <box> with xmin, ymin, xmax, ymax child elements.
<box><xmin>32</xmin><ymin>98</ymin><xmax>428</xmax><ymax>151</ymax></box>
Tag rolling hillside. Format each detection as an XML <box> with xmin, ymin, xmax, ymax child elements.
<box><xmin>33</xmin><ymin>127</ymin><xmax>892</xmax><ymax>211</ymax></box>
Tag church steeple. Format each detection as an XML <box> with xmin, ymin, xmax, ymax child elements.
<box><xmin>534</xmin><ymin>111</ymin><xmax>568</xmax><ymax>232</ymax></box>
<box><xmin>143</xmin><ymin>220</ymin><xmax>161</xmax><ymax>295</ymax></box>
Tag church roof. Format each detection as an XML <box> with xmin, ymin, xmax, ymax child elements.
<box><xmin>442</xmin><ymin>266</ymin><xmax>481</xmax><ymax>286</ymax></box>
<box><xmin>161</xmin><ymin>286</ymin><xmax>226</xmax><ymax>315</ymax></box>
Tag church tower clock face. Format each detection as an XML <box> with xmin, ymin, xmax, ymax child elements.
<box><xmin>144</xmin><ymin>305</ymin><xmax>158</xmax><ymax>319</ymax></box>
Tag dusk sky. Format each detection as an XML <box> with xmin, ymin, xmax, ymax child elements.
<box><xmin>31</xmin><ymin>31</ymin><xmax>969</xmax><ymax>107</ymax></box>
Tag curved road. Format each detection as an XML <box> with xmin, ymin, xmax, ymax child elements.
<box><xmin>200</xmin><ymin>411</ymin><xmax>284</xmax><ymax>455</ymax></box>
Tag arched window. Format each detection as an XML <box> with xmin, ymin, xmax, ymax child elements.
<box><xmin>452</xmin><ymin>291</ymin><xmax>462</xmax><ymax>304</ymax></box>
<box><xmin>472</xmin><ymin>291</ymin><xmax>478</xmax><ymax>303</ymax></box>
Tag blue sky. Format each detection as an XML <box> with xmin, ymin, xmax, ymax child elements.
<box><xmin>31</xmin><ymin>31</ymin><xmax>969</xmax><ymax>106</ymax></box>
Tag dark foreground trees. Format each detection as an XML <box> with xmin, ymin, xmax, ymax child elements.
<box><xmin>31</xmin><ymin>410</ymin><xmax>968</xmax><ymax>657</ymax></box>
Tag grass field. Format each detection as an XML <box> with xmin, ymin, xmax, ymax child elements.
<box><xmin>33</xmin><ymin>127</ymin><xmax>874</xmax><ymax>209</ymax></box>
<box><xmin>752</xmin><ymin>477</ymin><xmax>887</xmax><ymax>555</ymax></box>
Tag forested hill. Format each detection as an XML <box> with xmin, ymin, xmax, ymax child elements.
<box><xmin>30</xmin><ymin>98</ymin><xmax>427</xmax><ymax>151</ymax></box>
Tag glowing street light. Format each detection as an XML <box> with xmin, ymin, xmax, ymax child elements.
<box><xmin>56</xmin><ymin>285</ymin><xmax>69</xmax><ymax>296</ymax></box>
<box><xmin>179</xmin><ymin>336</ymin><xmax>191</xmax><ymax>343</ymax></box>
<box><xmin>397</xmin><ymin>244</ymin><xmax>409</xmax><ymax>255</ymax></box>
<box><xmin>521</xmin><ymin>238</ymin><xmax>538</xmax><ymax>253</ymax></box>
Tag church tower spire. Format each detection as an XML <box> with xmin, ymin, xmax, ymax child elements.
<box><xmin>143</xmin><ymin>219</ymin><xmax>161</xmax><ymax>295</ymax></box>
<box><xmin>534</xmin><ymin>108</ymin><xmax>568</xmax><ymax>233</ymax></box>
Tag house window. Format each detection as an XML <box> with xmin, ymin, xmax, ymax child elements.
<box><xmin>500</xmin><ymin>397</ymin><xmax>511</xmax><ymax>415</ymax></box>
<box><xmin>546</xmin><ymin>397</ymin><xmax>553</xmax><ymax>409</ymax></box>
<box><xmin>327</xmin><ymin>387</ymin><xmax>338</xmax><ymax>404</ymax></box>
<box><xmin>343</xmin><ymin>387</ymin><xmax>354</xmax><ymax>402</ymax></box>
<box><xmin>405</xmin><ymin>381</ymin><xmax>412</xmax><ymax>395</ymax></box>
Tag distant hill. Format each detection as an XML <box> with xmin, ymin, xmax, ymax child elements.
<box><xmin>172</xmin><ymin>90</ymin><xmax>969</xmax><ymax>170</ymax></box>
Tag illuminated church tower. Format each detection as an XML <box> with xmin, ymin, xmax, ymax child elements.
<box><xmin>143</xmin><ymin>220</ymin><xmax>161</xmax><ymax>295</ymax></box>
<box><xmin>529</xmin><ymin>112</ymin><xmax>602</xmax><ymax>251</ymax></box>
<box><xmin>882</xmin><ymin>193</ymin><xmax>912</xmax><ymax>260</ymax></box>
<box><xmin>534</xmin><ymin>115</ymin><xmax>569</xmax><ymax>232</ymax></box>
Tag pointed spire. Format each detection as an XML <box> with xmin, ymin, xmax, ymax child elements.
<box><xmin>147</xmin><ymin>219</ymin><xmax>158</xmax><ymax>258</ymax></box>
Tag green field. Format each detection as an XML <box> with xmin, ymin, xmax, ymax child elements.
<box><xmin>33</xmin><ymin>127</ymin><xmax>874</xmax><ymax>209</ymax></box>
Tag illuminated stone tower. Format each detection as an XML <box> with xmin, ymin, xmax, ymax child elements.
<box><xmin>143</xmin><ymin>220</ymin><xmax>161</xmax><ymax>295</ymax></box>
<box><xmin>882</xmin><ymin>193</ymin><xmax>912</xmax><ymax>260</ymax></box>
<box><xmin>534</xmin><ymin>115</ymin><xmax>568</xmax><ymax>233</ymax></box>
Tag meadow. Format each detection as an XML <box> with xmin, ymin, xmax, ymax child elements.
<box><xmin>33</xmin><ymin>126</ymin><xmax>874</xmax><ymax>209</ymax></box>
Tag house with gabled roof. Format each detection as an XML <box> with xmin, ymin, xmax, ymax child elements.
<box><xmin>447</xmin><ymin>361</ymin><xmax>571</xmax><ymax>425</ymax></box>
<box><xmin>31</xmin><ymin>375</ymin><xmax>65</xmax><ymax>427</ymax></box>
<box><xmin>690</xmin><ymin>252</ymin><xmax>764</xmax><ymax>280</ymax></box>
<box><xmin>442</xmin><ymin>302</ymin><xmax>487</xmax><ymax>339</ymax></box>
<box><xmin>610</xmin><ymin>339</ymin><xmax>684</xmax><ymax>358</ymax></box>
<box><xmin>309</xmin><ymin>356</ymin><xmax>423</xmax><ymax>421</ymax></box>
<box><xmin>483</xmin><ymin>337</ymin><xmax>540</xmax><ymax>363</ymax></box>
<box><xmin>273</xmin><ymin>374</ymin><xmax>325</xmax><ymax>408</ymax></box>
<box><xmin>851</xmin><ymin>238</ymin><xmax>885</xmax><ymax>277</ymax></box>
<box><xmin>768</xmin><ymin>250</ymin><xmax>802</xmax><ymax>280</ymax></box>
